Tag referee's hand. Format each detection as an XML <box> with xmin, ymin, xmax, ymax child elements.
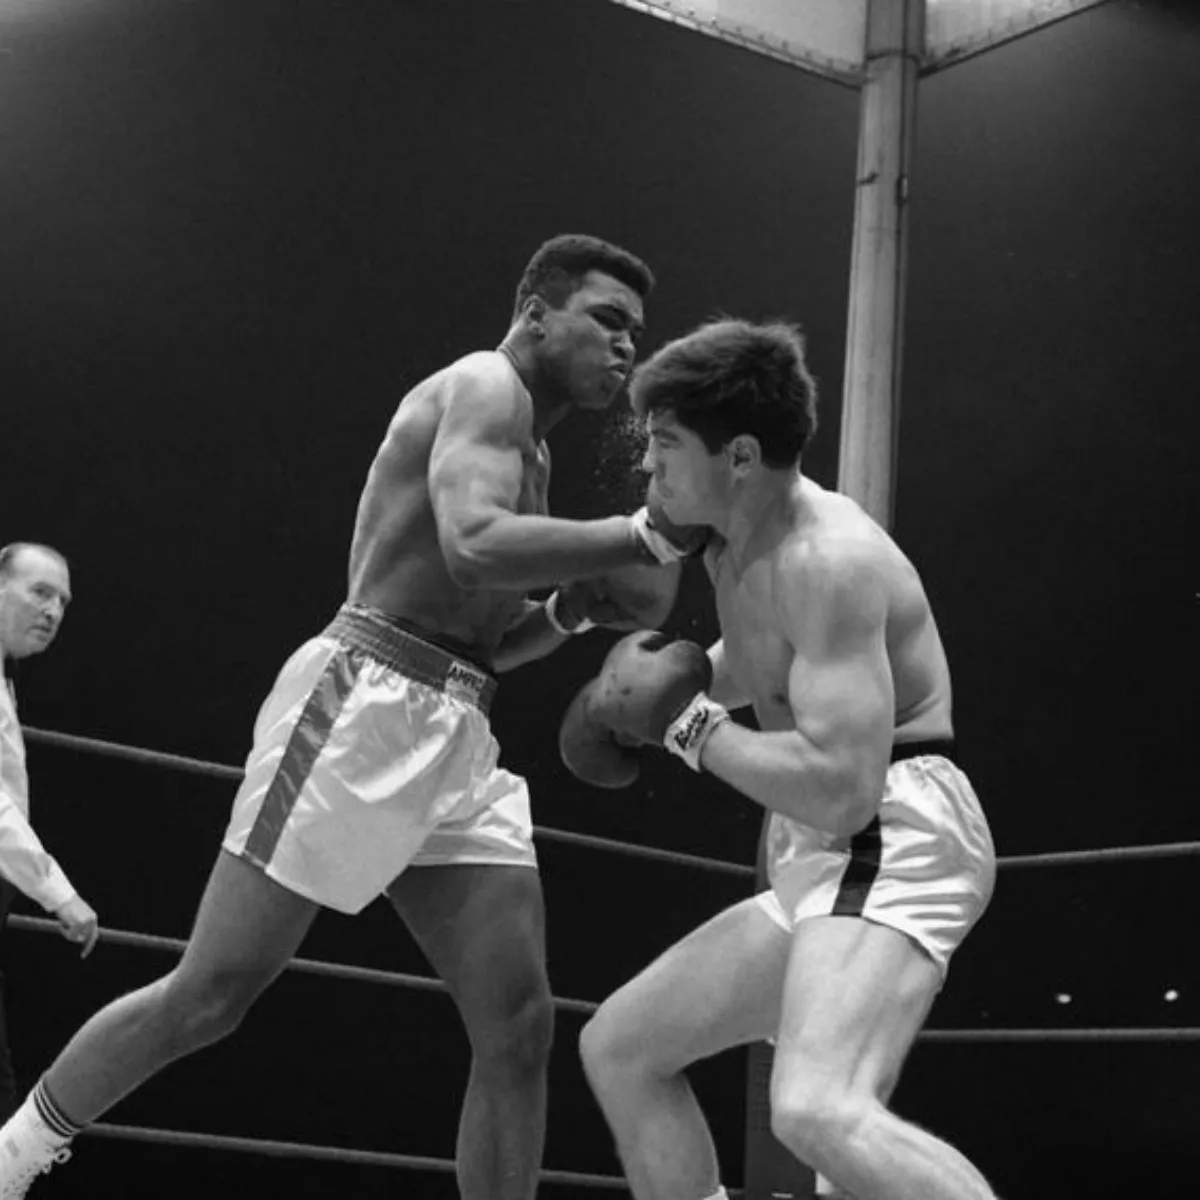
<box><xmin>55</xmin><ymin>894</ymin><xmax>100</xmax><ymax>958</ymax></box>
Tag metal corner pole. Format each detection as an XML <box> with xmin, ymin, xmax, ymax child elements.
<box><xmin>837</xmin><ymin>0</ymin><xmax>925</xmax><ymax>531</ymax></box>
<box><xmin>745</xmin><ymin>4</ymin><xmax>924</xmax><ymax>1198</ymax></box>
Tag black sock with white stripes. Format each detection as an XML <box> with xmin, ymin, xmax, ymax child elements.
<box><xmin>30</xmin><ymin>1077</ymin><xmax>83</xmax><ymax>1141</ymax></box>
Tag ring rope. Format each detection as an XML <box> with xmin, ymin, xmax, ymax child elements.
<box><xmin>917</xmin><ymin>1027</ymin><xmax>1200</xmax><ymax>1043</ymax></box>
<box><xmin>7</xmin><ymin>915</ymin><xmax>598</xmax><ymax>1017</ymax></box>
<box><xmin>84</xmin><ymin>1121</ymin><xmax>633</xmax><ymax>1189</ymax></box>
<box><xmin>994</xmin><ymin>842</ymin><xmax>1200</xmax><ymax>868</ymax></box>
<box><xmin>20</xmin><ymin>726</ymin><xmax>755</xmax><ymax>880</ymax></box>
<box><xmin>13</xmin><ymin>915</ymin><xmax>1197</xmax><ymax>1043</ymax></box>
<box><xmin>23</xmin><ymin>726</ymin><xmax>1200</xmax><ymax>872</ymax></box>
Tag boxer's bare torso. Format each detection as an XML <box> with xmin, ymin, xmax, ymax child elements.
<box><xmin>347</xmin><ymin>351</ymin><xmax>548</xmax><ymax>664</ymax></box>
<box><xmin>707</xmin><ymin>476</ymin><xmax>953</xmax><ymax>747</ymax></box>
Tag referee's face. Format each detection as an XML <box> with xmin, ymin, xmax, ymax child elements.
<box><xmin>0</xmin><ymin>548</ymin><xmax>71</xmax><ymax>661</ymax></box>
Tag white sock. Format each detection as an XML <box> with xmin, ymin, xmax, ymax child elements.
<box><xmin>699</xmin><ymin>1189</ymin><xmax>728</xmax><ymax>1200</ymax></box>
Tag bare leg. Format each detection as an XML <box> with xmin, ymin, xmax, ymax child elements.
<box><xmin>388</xmin><ymin>864</ymin><xmax>553</xmax><ymax>1200</ymax></box>
<box><xmin>770</xmin><ymin>916</ymin><xmax>997</xmax><ymax>1200</ymax></box>
<box><xmin>580</xmin><ymin>897</ymin><xmax>791</xmax><ymax>1200</ymax></box>
<box><xmin>44</xmin><ymin>851</ymin><xmax>318</xmax><ymax>1123</ymax></box>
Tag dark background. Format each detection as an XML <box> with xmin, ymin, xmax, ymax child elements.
<box><xmin>1</xmin><ymin>0</ymin><xmax>1196</xmax><ymax>1196</ymax></box>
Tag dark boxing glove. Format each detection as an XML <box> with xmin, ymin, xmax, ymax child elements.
<box><xmin>630</xmin><ymin>479</ymin><xmax>711</xmax><ymax>564</ymax></box>
<box><xmin>558</xmin><ymin>630</ymin><xmax>730</xmax><ymax>787</ymax></box>
<box><xmin>554</xmin><ymin>559</ymin><xmax>683</xmax><ymax>633</ymax></box>
<box><xmin>558</xmin><ymin>679</ymin><xmax>641</xmax><ymax>788</ymax></box>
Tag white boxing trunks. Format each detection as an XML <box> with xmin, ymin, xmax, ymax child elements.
<box><xmin>222</xmin><ymin>604</ymin><xmax>535</xmax><ymax>914</ymax></box>
<box><xmin>757</xmin><ymin>741</ymin><xmax>995</xmax><ymax>978</ymax></box>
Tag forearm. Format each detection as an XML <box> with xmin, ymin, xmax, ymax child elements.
<box><xmin>444</xmin><ymin>513</ymin><xmax>647</xmax><ymax>591</ymax></box>
<box><xmin>696</xmin><ymin>723</ymin><xmax>878</xmax><ymax>837</ymax></box>
<box><xmin>492</xmin><ymin>599</ymin><xmax>572</xmax><ymax>673</ymax></box>
<box><xmin>706</xmin><ymin>641</ymin><xmax>752</xmax><ymax>711</ymax></box>
<box><xmin>0</xmin><ymin>797</ymin><xmax>77</xmax><ymax>912</ymax></box>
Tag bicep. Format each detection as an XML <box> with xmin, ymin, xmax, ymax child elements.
<box><xmin>786</xmin><ymin>638</ymin><xmax>893</xmax><ymax>759</ymax></box>
<box><xmin>428</xmin><ymin>378</ymin><xmax>527</xmax><ymax>538</ymax></box>
<box><xmin>784</xmin><ymin>566</ymin><xmax>894</xmax><ymax>786</ymax></box>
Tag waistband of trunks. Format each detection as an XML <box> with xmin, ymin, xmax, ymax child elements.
<box><xmin>323</xmin><ymin>604</ymin><xmax>498</xmax><ymax>715</ymax></box>
<box><xmin>890</xmin><ymin>738</ymin><xmax>957</xmax><ymax>765</ymax></box>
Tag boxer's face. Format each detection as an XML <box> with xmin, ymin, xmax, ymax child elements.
<box><xmin>536</xmin><ymin>271</ymin><xmax>644</xmax><ymax>410</ymax></box>
<box><xmin>642</xmin><ymin>411</ymin><xmax>725</xmax><ymax>525</ymax></box>
<box><xmin>0</xmin><ymin>547</ymin><xmax>71</xmax><ymax>661</ymax></box>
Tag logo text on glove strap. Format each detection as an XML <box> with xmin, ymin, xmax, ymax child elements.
<box><xmin>671</xmin><ymin>705</ymin><xmax>713</xmax><ymax>754</ymax></box>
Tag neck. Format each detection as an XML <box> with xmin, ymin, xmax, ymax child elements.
<box><xmin>497</xmin><ymin>335</ymin><xmax>573</xmax><ymax>441</ymax></box>
<box><xmin>716</xmin><ymin>467</ymin><xmax>804</xmax><ymax>559</ymax></box>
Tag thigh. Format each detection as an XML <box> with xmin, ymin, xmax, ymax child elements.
<box><xmin>173</xmin><ymin>849</ymin><xmax>320</xmax><ymax>994</ymax></box>
<box><xmin>774</xmin><ymin>915</ymin><xmax>941</xmax><ymax>1101</ymax></box>
<box><xmin>590</xmin><ymin>896</ymin><xmax>793</xmax><ymax>1074</ymax></box>
<box><xmin>387</xmin><ymin>864</ymin><xmax>549</xmax><ymax>1029</ymax></box>
<box><xmin>411</xmin><ymin>768</ymin><xmax>535</xmax><ymax>870</ymax></box>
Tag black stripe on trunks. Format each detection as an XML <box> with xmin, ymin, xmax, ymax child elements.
<box><xmin>828</xmin><ymin>739</ymin><xmax>956</xmax><ymax>916</ymax></box>
<box><xmin>831</xmin><ymin>816</ymin><xmax>883</xmax><ymax>917</ymax></box>
<box><xmin>243</xmin><ymin>645</ymin><xmax>364</xmax><ymax>870</ymax></box>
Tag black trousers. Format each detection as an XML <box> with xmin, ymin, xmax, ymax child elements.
<box><xmin>0</xmin><ymin>879</ymin><xmax>20</xmax><ymax>1120</ymax></box>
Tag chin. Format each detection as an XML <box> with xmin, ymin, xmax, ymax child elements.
<box><xmin>660</xmin><ymin>497</ymin><xmax>698</xmax><ymax>525</ymax></box>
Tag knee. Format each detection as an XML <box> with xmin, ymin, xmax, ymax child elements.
<box><xmin>578</xmin><ymin>1007</ymin><xmax>615</xmax><ymax>1082</ymax></box>
<box><xmin>578</xmin><ymin>1000</ymin><xmax>648</xmax><ymax>1092</ymax></box>
<box><xmin>769</xmin><ymin>1083</ymin><xmax>869</xmax><ymax>1169</ymax></box>
<box><xmin>155</xmin><ymin>967</ymin><xmax>266</xmax><ymax>1052</ymax></box>
<box><xmin>469</xmin><ymin>981</ymin><xmax>555</xmax><ymax>1077</ymax></box>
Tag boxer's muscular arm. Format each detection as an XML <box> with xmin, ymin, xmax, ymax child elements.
<box><xmin>429</xmin><ymin>368</ymin><xmax>645</xmax><ymax>591</ymax></box>
<box><xmin>706</xmin><ymin>640</ymin><xmax>752</xmax><ymax>711</ymax></box>
<box><xmin>492</xmin><ymin>598</ymin><xmax>568</xmax><ymax>673</ymax></box>
<box><xmin>698</xmin><ymin>548</ymin><xmax>894</xmax><ymax>836</ymax></box>
<box><xmin>491</xmin><ymin>442</ymin><xmax>576</xmax><ymax>673</ymax></box>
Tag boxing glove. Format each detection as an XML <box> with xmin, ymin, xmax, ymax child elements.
<box><xmin>558</xmin><ymin>630</ymin><xmax>729</xmax><ymax>786</ymax></box>
<box><xmin>630</xmin><ymin>479</ymin><xmax>711</xmax><ymax>564</ymax></box>
<box><xmin>554</xmin><ymin>558</ymin><xmax>682</xmax><ymax>633</ymax></box>
<box><xmin>558</xmin><ymin>679</ymin><xmax>641</xmax><ymax>788</ymax></box>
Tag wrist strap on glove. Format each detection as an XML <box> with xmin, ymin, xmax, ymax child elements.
<box><xmin>663</xmin><ymin>693</ymin><xmax>729</xmax><ymax>772</ymax></box>
<box><xmin>545</xmin><ymin>590</ymin><xmax>595</xmax><ymax>637</ymax></box>
<box><xmin>629</xmin><ymin>507</ymin><xmax>687</xmax><ymax>564</ymax></box>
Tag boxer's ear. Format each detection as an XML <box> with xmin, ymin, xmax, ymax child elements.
<box><xmin>523</xmin><ymin>295</ymin><xmax>548</xmax><ymax>337</ymax></box>
<box><xmin>726</xmin><ymin>434</ymin><xmax>761</xmax><ymax>478</ymax></box>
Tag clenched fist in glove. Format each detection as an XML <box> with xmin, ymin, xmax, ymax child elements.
<box><xmin>630</xmin><ymin>479</ymin><xmax>711</xmax><ymax>565</ymax></box>
<box><xmin>558</xmin><ymin>630</ymin><xmax>730</xmax><ymax>788</ymax></box>
<box><xmin>551</xmin><ymin>559</ymin><xmax>682</xmax><ymax>634</ymax></box>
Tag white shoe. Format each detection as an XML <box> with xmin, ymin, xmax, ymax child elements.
<box><xmin>0</xmin><ymin>1145</ymin><xmax>70</xmax><ymax>1198</ymax></box>
<box><xmin>0</xmin><ymin>1104</ymin><xmax>73</xmax><ymax>1198</ymax></box>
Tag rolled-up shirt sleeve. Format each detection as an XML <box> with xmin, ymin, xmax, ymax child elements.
<box><xmin>0</xmin><ymin>791</ymin><xmax>77</xmax><ymax>913</ymax></box>
<box><xmin>0</xmin><ymin>687</ymin><xmax>77</xmax><ymax>914</ymax></box>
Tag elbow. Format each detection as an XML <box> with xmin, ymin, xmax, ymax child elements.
<box><xmin>824</xmin><ymin>764</ymin><xmax>886</xmax><ymax>838</ymax></box>
<box><xmin>443</xmin><ymin>544</ymin><xmax>486</xmax><ymax>590</ymax></box>
<box><xmin>830</xmin><ymin>797</ymin><xmax>877</xmax><ymax>839</ymax></box>
<box><xmin>440</xmin><ymin>517</ymin><xmax>500</xmax><ymax>590</ymax></box>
